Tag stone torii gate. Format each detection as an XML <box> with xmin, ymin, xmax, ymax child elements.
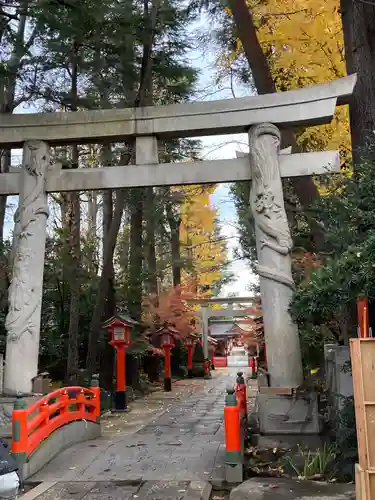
<box><xmin>0</xmin><ymin>74</ymin><xmax>356</xmax><ymax>395</ymax></box>
<box><xmin>187</xmin><ymin>296</ymin><xmax>258</xmax><ymax>359</ymax></box>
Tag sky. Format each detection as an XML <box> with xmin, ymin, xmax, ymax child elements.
<box><xmin>187</xmin><ymin>18</ymin><xmax>258</xmax><ymax>297</ymax></box>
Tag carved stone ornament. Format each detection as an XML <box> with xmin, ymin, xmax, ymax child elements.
<box><xmin>6</xmin><ymin>141</ymin><xmax>50</xmax><ymax>343</ymax></box>
<box><xmin>248</xmin><ymin>123</ymin><xmax>295</xmax><ymax>289</ymax></box>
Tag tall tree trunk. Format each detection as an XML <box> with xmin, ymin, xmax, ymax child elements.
<box><xmin>340</xmin><ymin>0</ymin><xmax>375</xmax><ymax>166</ymax></box>
<box><xmin>128</xmin><ymin>188</ymin><xmax>144</xmax><ymax>320</ymax></box>
<box><xmin>65</xmin><ymin>160</ymin><xmax>81</xmax><ymax>384</ymax></box>
<box><xmin>65</xmin><ymin>40</ymin><xmax>81</xmax><ymax>384</ymax></box>
<box><xmin>103</xmin><ymin>189</ymin><xmax>116</xmax><ymax>319</ymax></box>
<box><xmin>145</xmin><ymin>187</ymin><xmax>158</xmax><ymax>295</ymax></box>
<box><xmin>165</xmin><ymin>196</ymin><xmax>181</xmax><ymax>287</ymax></box>
<box><xmin>87</xmin><ymin>190</ymin><xmax>98</xmax><ymax>275</ymax></box>
<box><xmin>227</xmin><ymin>0</ymin><xmax>325</xmax><ymax>250</ymax></box>
<box><xmin>100</xmin><ymin>188</ymin><xmax>116</xmax><ymax>389</ymax></box>
<box><xmin>127</xmin><ymin>0</ymin><xmax>160</xmax><ymax>319</ymax></box>
<box><xmin>86</xmin><ymin>0</ymin><xmax>162</xmax><ymax>373</ymax></box>
<box><xmin>86</xmin><ymin>182</ymin><xmax>128</xmax><ymax>375</ymax></box>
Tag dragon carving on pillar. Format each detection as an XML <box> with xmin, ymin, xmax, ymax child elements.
<box><xmin>248</xmin><ymin>123</ymin><xmax>295</xmax><ymax>290</ymax></box>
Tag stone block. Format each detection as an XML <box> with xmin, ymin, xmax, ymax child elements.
<box><xmin>257</xmin><ymin>392</ymin><xmax>321</xmax><ymax>435</ymax></box>
<box><xmin>224</xmin><ymin>463</ymin><xmax>243</xmax><ymax>484</ymax></box>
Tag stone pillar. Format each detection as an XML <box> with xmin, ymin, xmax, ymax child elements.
<box><xmin>201</xmin><ymin>306</ymin><xmax>209</xmax><ymax>358</ymax></box>
<box><xmin>4</xmin><ymin>141</ymin><xmax>50</xmax><ymax>395</ymax></box>
<box><xmin>248</xmin><ymin>123</ymin><xmax>303</xmax><ymax>388</ymax></box>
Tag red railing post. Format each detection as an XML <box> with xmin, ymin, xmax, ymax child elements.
<box><xmin>224</xmin><ymin>386</ymin><xmax>243</xmax><ymax>482</ymax></box>
<box><xmin>90</xmin><ymin>375</ymin><xmax>101</xmax><ymax>421</ymax></box>
<box><xmin>249</xmin><ymin>357</ymin><xmax>257</xmax><ymax>379</ymax></box>
<box><xmin>60</xmin><ymin>389</ymin><xmax>69</xmax><ymax>416</ymax></box>
<box><xmin>235</xmin><ymin>371</ymin><xmax>247</xmax><ymax>419</ymax></box>
<box><xmin>11</xmin><ymin>396</ymin><xmax>28</xmax><ymax>470</ymax></box>
<box><xmin>357</xmin><ymin>296</ymin><xmax>370</xmax><ymax>338</ymax></box>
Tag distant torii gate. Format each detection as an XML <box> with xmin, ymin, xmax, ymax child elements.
<box><xmin>187</xmin><ymin>296</ymin><xmax>258</xmax><ymax>360</ymax></box>
<box><xmin>0</xmin><ymin>74</ymin><xmax>356</xmax><ymax>395</ymax></box>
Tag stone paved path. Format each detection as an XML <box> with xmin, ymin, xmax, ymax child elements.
<box><xmin>24</xmin><ymin>369</ymin><xmax>255</xmax><ymax>499</ymax></box>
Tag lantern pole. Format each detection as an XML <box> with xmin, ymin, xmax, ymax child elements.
<box><xmin>113</xmin><ymin>344</ymin><xmax>128</xmax><ymax>411</ymax></box>
<box><xmin>187</xmin><ymin>342</ymin><xmax>193</xmax><ymax>378</ymax></box>
<box><xmin>164</xmin><ymin>345</ymin><xmax>172</xmax><ymax>392</ymax></box>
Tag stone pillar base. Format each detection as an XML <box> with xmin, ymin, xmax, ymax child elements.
<box><xmin>257</xmin><ymin>391</ymin><xmax>321</xmax><ymax>435</ymax></box>
<box><xmin>225</xmin><ymin>463</ymin><xmax>243</xmax><ymax>484</ymax></box>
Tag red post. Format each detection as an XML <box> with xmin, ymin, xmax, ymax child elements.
<box><xmin>103</xmin><ymin>315</ymin><xmax>136</xmax><ymax>412</ymax></box>
<box><xmin>210</xmin><ymin>350</ymin><xmax>215</xmax><ymax>370</ymax></box>
<box><xmin>249</xmin><ymin>357</ymin><xmax>257</xmax><ymax>379</ymax></box>
<box><xmin>357</xmin><ymin>297</ymin><xmax>370</xmax><ymax>338</ymax></box>
<box><xmin>116</xmin><ymin>346</ymin><xmax>126</xmax><ymax>392</ymax></box>
<box><xmin>235</xmin><ymin>372</ymin><xmax>247</xmax><ymax>419</ymax></box>
<box><xmin>187</xmin><ymin>346</ymin><xmax>193</xmax><ymax>373</ymax></box>
<box><xmin>224</xmin><ymin>388</ymin><xmax>242</xmax><ymax>470</ymax></box>
<box><xmin>90</xmin><ymin>375</ymin><xmax>101</xmax><ymax>421</ymax></box>
<box><xmin>204</xmin><ymin>359</ymin><xmax>211</xmax><ymax>378</ymax></box>
<box><xmin>164</xmin><ymin>346</ymin><xmax>172</xmax><ymax>391</ymax></box>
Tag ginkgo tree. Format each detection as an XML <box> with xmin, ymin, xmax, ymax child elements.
<box><xmin>179</xmin><ymin>185</ymin><xmax>228</xmax><ymax>295</ymax></box>
<box><xmin>221</xmin><ymin>0</ymin><xmax>350</xmax><ymax>162</ymax></box>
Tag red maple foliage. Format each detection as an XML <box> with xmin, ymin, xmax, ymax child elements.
<box><xmin>143</xmin><ymin>283</ymin><xmax>199</xmax><ymax>339</ymax></box>
<box><xmin>234</xmin><ymin>303</ymin><xmax>264</xmax><ymax>348</ymax></box>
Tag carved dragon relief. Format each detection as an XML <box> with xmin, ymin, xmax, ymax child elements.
<box><xmin>248</xmin><ymin>123</ymin><xmax>295</xmax><ymax>290</ymax></box>
<box><xmin>6</xmin><ymin>141</ymin><xmax>50</xmax><ymax>342</ymax></box>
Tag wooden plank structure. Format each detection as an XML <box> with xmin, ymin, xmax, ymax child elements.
<box><xmin>351</xmin><ymin>338</ymin><xmax>375</xmax><ymax>499</ymax></box>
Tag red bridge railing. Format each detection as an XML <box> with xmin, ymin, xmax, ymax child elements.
<box><xmin>11</xmin><ymin>377</ymin><xmax>100</xmax><ymax>459</ymax></box>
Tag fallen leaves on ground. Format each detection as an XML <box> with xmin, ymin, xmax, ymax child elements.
<box><xmin>245</xmin><ymin>446</ymin><xmax>288</xmax><ymax>477</ymax></box>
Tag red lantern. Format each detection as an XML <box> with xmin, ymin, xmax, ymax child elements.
<box><xmin>110</xmin><ymin>322</ymin><xmax>132</xmax><ymax>347</ymax></box>
<box><xmin>156</xmin><ymin>327</ymin><xmax>178</xmax><ymax>392</ymax></box>
<box><xmin>161</xmin><ymin>332</ymin><xmax>175</xmax><ymax>349</ymax></box>
<box><xmin>184</xmin><ymin>336</ymin><xmax>194</xmax><ymax>348</ymax></box>
<box><xmin>102</xmin><ymin>314</ymin><xmax>139</xmax><ymax>411</ymax></box>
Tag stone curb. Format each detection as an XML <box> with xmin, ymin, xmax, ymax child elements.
<box><xmin>19</xmin><ymin>481</ymin><xmax>56</xmax><ymax>500</ymax></box>
<box><xmin>183</xmin><ymin>481</ymin><xmax>212</xmax><ymax>500</ymax></box>
<box><xmin>21</xmin><ymin>480</ymin><xmax>212</xmax><ymax>500</ymax></box>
